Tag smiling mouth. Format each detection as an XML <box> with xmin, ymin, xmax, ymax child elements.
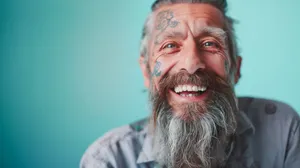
<box><xmin>171</xmin><ymin>84</ymin><xmax>208</xmax><ymax>97</ymax></box>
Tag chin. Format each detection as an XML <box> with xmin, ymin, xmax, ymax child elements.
<box><xmin>172</xmin><ymin>102</ymin><xmax>208</xmax><ymax>122</ymax></box>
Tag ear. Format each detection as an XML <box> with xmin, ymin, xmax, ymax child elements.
<box><xmin>139</xmin><ymin>56</ymin><xmax>150</xmax><ymax>88</ymax></box>
<box><xmin>234</xmin><ymin>56</ymin><xmax>242</xmax><ymax>84</ymax></box>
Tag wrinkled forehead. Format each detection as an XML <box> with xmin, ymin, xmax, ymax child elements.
<box><xmin>152</xmin><ymin>3</ymin><xmax>225</xmax><ymax>30</ymax></box>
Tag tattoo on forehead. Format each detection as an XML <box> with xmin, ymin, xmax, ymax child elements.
<box><xmin>152</xmin><ymin>61</ymin><xmax>162</xmax><ymax>77</ymax></box>
<box><xmin>154</xmin><ymin>10</ymin><xmax>179</xmax><ymax>45</ymax></box>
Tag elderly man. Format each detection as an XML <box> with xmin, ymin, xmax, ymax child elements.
<box><xmin>80</xmin><ymin>0</ymin><xmax>300</xmax><ymax>167</ymax></box>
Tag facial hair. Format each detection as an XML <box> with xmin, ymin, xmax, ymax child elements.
<box><xmin>149</xmin><ymin>70</ymin><xmax>238</xmax><ymax>168</ymax></box>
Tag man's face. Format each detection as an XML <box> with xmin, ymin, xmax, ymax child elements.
<box><xmin>141</xmin><ymin>4</ymin><xmax>239</xmax><ymax>119</ymax></box>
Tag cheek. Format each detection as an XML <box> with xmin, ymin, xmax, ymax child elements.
<box><xmin>204</xmin><ymin>53</ymin><xmax>228</xmax><ymax>78</ymax></box>
<box><xmin>150</xmin><ymin>56</ymin><xmax>178</xmax><ymax>90</ymax></box>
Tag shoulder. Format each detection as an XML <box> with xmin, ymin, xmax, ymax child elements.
<box><xmin>80</xmin><ymin>118</ymin><xmax>149</xmax><ymax>168</ymax></box>
<box><xmin>239</xmin><ymin>97</ymin><xmax>298</xmax><ymax>118</ymax></box>
<box><xmin>238</xmin><ymin>97</ymin><xmax>300</xmax><ymax>132</ymax></box>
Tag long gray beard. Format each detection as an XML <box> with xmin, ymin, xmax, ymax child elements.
<box><xmin>151</xmin><ymin>89</ymin><xmax>238</xmax><ymax>168</ymax></box>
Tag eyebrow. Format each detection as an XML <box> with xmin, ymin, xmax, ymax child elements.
<box><xmin>154</xmin><ymin>30</ymin><xmax>187</xmax><ymax>45</ymax></box>
<box><xmin>194</xmin><ymin>26</ymin><xmax>227</xmax><ymax>45</ymax></box>
<box><xmin>154</xmin><ymin>26</ymin><xmax>227</xmax><ymax>45</ymax></box>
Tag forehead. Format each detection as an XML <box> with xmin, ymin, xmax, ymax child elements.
<box><xmin>153</xmin><ymin>3</ymin><xmax>225</xmax><ymax>29</ymax></box>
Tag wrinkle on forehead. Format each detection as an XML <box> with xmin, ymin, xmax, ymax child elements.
<box><xmin>153</xmin><ymin>3</ymin><xmax>225</xmax><ymax>27</ymax></box>
<box><xmin>151</xmin><ymin>3</ymin><xmax>226</xmax><ymax>45</ymax></box>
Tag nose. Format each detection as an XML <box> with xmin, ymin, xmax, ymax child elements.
<box><xmin>180</xmin><ymin>40</ymin><xmax>206</xmax><ymax>74</ymax></box>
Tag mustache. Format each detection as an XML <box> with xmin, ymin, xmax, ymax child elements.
<box><xmin>157</xmin><ymin>70</ymin><xmax>231</xmax><ymax>95</ymax></box>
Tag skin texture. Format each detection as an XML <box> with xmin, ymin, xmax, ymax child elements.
<box><xmin>140</xmin><ymin>3</ymin><xmax>242</xmax><ymax>116</ymax></box>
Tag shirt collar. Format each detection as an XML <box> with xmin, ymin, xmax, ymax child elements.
<box><xmin>236</xmin><ymin>110</ymin><xmax>255</xmax><ymax>135</ymax></box>
<box><xmin>136</xmin><ymin>124</ymin><xmax>155</xmax><ymax>164</ymax></box>
<box><xmin>136</xmin><ymin>110</ymin><xmax>255</xmax><ymax>164</ymax></box>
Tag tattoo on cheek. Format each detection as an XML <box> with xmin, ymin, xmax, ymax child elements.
<box><xmin>152</xmin><ymin>61</ymin><xmax>162</xmax><ymax>77</ymax></box>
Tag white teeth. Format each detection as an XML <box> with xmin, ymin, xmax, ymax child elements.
<box><xmin>200</xmin><ymin>86</ymin><xmax>207</xmax><ymax>91</ymax></box>
<box><xmin>178</xmin><ymin>93</ymin><xmax>201</xmax><ymax>97</ymax></box>
<box><xmin>175</xmin><ymin>85</ymin><xmax>180</xmax><ymax>93</ymax></box>
<box><xmin>182</xmin><ymin>85</ymin><xmax>187</xmax><ymax>91</ymax></box>
<box><xmin>174</xmin><ymin>85</ymin><xmax>207</xmax><ymax>93</ymax></box>
<box><xmin>178</xmin><ymin>85</ymin><xmax>182</xmax><ymax>92</ymax></box>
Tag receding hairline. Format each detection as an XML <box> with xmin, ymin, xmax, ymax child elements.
<box><xmin>151</xmin><ymin>0</ymin><xmax>228</xmax><ymax>13</ymax></box>
<box><xmin>152</xmin><ymin>3</ymin><xmax>224</xmax><ymax>13</ymax></box>
<box><xmin>153</xmin><ymin>3</ymin><xmax>226</xmax><ymax>26</ymax></box>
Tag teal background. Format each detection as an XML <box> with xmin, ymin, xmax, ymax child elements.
<box><xmin>1</xmin><ymin>0</ymin><xmax>299</xmax><ymax>167</ymax></box>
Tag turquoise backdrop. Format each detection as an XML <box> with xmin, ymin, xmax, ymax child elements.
<box><xmin>1</xmin><ymin>0</ymin><xmax>299</xmax><ymax>167</ymax></box>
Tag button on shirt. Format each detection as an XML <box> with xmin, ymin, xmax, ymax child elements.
<box><xmin>80</xmin><ymin>97</ymin><xmax>300</xmax><ymax>168</ymax></box>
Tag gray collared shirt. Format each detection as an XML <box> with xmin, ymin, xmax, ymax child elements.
<box><xmin>80</xmin><ymin>97</ymin><xmax>300</xmax><ymax>168</ymax></box>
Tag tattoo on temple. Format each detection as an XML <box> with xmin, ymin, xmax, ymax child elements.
<box><xmin>154</xmin><ymin>10</ymin><xmax>179</xmax><ymax>45</ymax></box>
<box><xmin>152</xmin><ymin>61</ymin><xmax>162</xmax><ymax>77</ymax></box>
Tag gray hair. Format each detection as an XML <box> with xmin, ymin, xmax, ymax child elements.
<box><xmin>150</xmin><ymin>70</ymin><xmax>238</xmax><ymax>167</ymax></box>
<box><xmin>140</xmin><ymin>0</ymin><xmax>239</xmax><ymax>73</ymax></box>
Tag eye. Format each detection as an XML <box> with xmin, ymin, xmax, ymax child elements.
<box><xmin>163</xmin><ymin>42</ymin><xmax>178</xmax><ymax>49</ymax></box>
<box><xmin>203</xmin><ymin>41</ymin><xmax>219</xmax><ymax>48</ymax></box>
